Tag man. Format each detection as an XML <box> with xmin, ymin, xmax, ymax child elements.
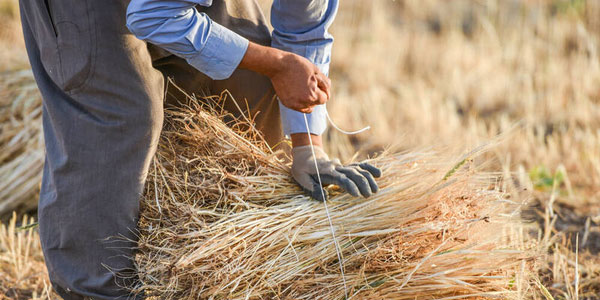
<box><xmin>19</xmin><ymin>0</ymin><xmax>381</xmax><ymax>299</ymax></box>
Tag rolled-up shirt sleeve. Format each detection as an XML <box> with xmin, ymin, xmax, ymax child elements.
<box><xmin>271</xmin><ymin>0</ymin><xmax>339</xmax><ymax>136</ymax></box>
<box><xmin>126</xmin><ymin>0</ymin><xmax>248</xmax><ymax>80</ymax></box>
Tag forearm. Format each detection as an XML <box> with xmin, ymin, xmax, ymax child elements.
<box><xmin>238</xmin><ymin>42</ymin><xmax>286</xmax><ymax>78</ymax></box>
<box><xmin>126</xmin><ymin>0</ymin><xmax>248</xmax><ymax>80</ymax></box>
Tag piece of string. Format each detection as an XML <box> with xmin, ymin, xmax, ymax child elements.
<box><xmin>324</xmin><ymin>103</ymin><xmax>370</xmax><ymax>135</ymax></box>
<box><xmin>303</xmin><ymin>113</ymin><xmax>349</xmax><ymax>299</ymax></box>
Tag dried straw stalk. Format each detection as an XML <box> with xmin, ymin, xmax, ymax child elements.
<box><xmin>0</xmin><ymin>69</ymin><xmax>535</xmax><ymax>298</ymax></box>
<box><xmin>133</xmin><ymin>93</ymin><xmax>535</xmax><ymax>299</ymax></box>
<box><xmin>0</xmin><ymin>212</ymin><xmax>53</xmax><ymax>299</ymax></box>
<box><xmin>0</xmin><ymin>70</ymin><xmax>44</xmax><ymax>217</ymax></box>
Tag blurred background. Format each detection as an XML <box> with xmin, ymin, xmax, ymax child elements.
<box><xmin>1</xmin><ymin>0</ymin><xmax>599</xmax><ymax>298</ymax></box>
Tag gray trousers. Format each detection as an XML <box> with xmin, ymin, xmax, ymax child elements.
<box><xmin>19</xmin><ymin>1</ymin><xmax>282</xmax><ymax>299</ymax></box>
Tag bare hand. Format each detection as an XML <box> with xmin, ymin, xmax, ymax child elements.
<box><xmin>270</xmin><ymin>53</ymin><xmax>331</xmax><ymax>113</ymax></box>
<box><xmin>238</xmin><ymin>42</ymin><xmax>331</xmax><ymax>113</ymax></box>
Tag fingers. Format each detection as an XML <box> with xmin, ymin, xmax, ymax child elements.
<box><xmin>309</xmin><ymin>162</ymin><xmax>381</xmax><ymax>200</ymax></box>
<box><xmin>281</xmin><ymin>98</ymin><xmax>314</xmax><ymax>113</ymax></box>
<box><xmin>314</xmin><ymin>86</ymin><xmax>328</xmax><ymax>106</ymax></box>
<box><xmin>357</xmin><ymin>162</ymin><xmax>382</xmax><ymax>178</ymax></box>
<box><xmin>277</xmin><ymin>72</ymin><xmax>329</xmax><ymax>112</ymax></box>
<box><xmin>310</xmin><ymin>181</ymin><xmax>328</xmax><ymax>202</ymax></box>
<box><xmin>309</xmin><ymin>72</ymin><xmax>329</xmax><ymax>106</ymax></box>
<box><xmin>318</xmin><ymin>174</ymin><xmax>360</xmax><ymax>198</ymax></box>
<box><xmin>293</xmin><ymin>152</ymin><xmax>381</xmax><ymax>201</ymax></box>
<box><xmin>295</xmin><ymin>173</ymin><xmax>327</xmax><ymax>201</ymax></box>
<box><xmin>334</xmin><ymin>162</ymin><xmax>382</xmax><ymax>198</ymax></box>
<box><xmin>287</xmin><ymin>84</ymin><xmax>324</xmax><ymax>113</ymax></box>
<box><xmin>298</xmin><ymin>106</ymin><xmax>314</xmax><ymax>114</ymax></box>
<box><xmin>336</xmin><ymin>166</ymin><xmax>373</xmax><ymax>198</ymax></box>
<box><xmin>355</xmin><ymin>167</ymin><xmax>379</xmax><ymax>194</ymax></box>
<box><xmin>316</xmin><ymin>73</ymin><xmax>331</xmax><ymax>99</ymax></box>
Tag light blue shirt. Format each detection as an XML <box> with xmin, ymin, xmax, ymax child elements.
<box><xmin>126</xmin><ymin>0</ymin><xmax>339</xmax><ymax>136</ymax></box>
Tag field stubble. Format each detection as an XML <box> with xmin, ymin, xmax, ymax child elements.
<box><xmin>325</xmin><ymin>1</ymin><xmax>600</xmax><ymax>297</ymax></box>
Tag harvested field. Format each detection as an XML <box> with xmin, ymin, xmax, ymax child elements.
<box><xmin>1</xmin><ymin>0</ymin><xmax>599</xmax><ymax>299</ymax></box>
<box><xmin>0</xmin><ymin>90</ymin><xmax>536</xmax><ymax>299</ymax></box>
<box><xmin>0</xmin><ymin>214</ymin><xmax>51</xmax><ymax>300</ymax></box>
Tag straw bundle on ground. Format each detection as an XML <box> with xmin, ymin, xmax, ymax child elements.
<box><xmin>133</xmin><ymin>93</ymin><xmax>535</xmax><ymax>299</ymax></box>
<box><xmin>0</xmin><ymin>70</ymin><xmax>44</xmax><ymax>217</ymax></box>
<box><xmin>0</xmin><ymin>70</ymin><xmax>536</xmax><ymax>298</ymax></box>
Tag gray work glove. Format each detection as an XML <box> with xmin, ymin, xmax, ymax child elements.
<box><xmin>291</xmin><ymin>145</ymin><xmax>382</xmax><ymax>201</ymax></box>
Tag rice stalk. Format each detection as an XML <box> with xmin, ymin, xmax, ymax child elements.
<box><xmin>0</xmin><ymin>212</ymin><xmax>54</xmax><ymax>299</ymax></box>
<box><xmin>132</xmin><ymin>93</ymin><xmax>538</xmax><ymax>299</ymax></box>
<box><xmin>0</xmin><ymin>69</ymin><xmax>539</xmax><ymax>299</ymax></box>
<box><xmin>0</xmin><ymin>69</ymin><xmax>44</xmax><ymax>217</ymax></box>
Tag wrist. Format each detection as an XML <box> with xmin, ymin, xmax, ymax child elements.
<box><xmin>239</xmin><ymin>42</ymin><xmax>286</xmax><ymax>78</ymax></box>
<box><xmin>264</xmin><ymin>49</ymin><xmax>289</xmax><ymax>78</ymax></box>
<box><xmin>291</xmin><ymin>133</ymin><xmax>323</xmax><ymax>148</ymax></box>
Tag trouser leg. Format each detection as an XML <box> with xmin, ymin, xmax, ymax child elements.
<box><xmin>151</xmin><ymin>0</ymin><xmax>285</xmax><ymax>148</ymax></box>
<box><xmin>19</xmin><ymin>0</ymin><xmax>164</xmax><ymax>299</ymax></box>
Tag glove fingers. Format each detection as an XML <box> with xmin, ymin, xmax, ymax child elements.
<box><xmin>336</xmin><ymin>166</ymin><xmax>373</xmax><ymax>198</ymax></box>
<box><xmin>319</xmin><ymin>173</ymin><xmax>361</xmax><ymax>198</ymax></box>
<box><xmin>355</xmin><ymin>168</ymin><xmax>379</xmax><ymax>194</ymax></box>
<box><xmin>310</xmin><ymin>181</ymin><xmax>328</xmax><ymax>202</ymax></box>
<box><xmin>295</xmin><ymin>173</ymin><xmax>328</xmax><ymax>202</ymax></box>
<box><xmin>331</xmin><ymin>158</ymin><xmax>342</xmax><ymax>166</ymax></box>
<box><xmin>357</xmin><ymin>162</ymin><xmax>382</xmax><ymax>178</ymax></box>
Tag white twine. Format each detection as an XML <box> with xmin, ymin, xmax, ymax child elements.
<box><xmin>303</xmin><ymin>106</ymin><xmax>370</xmax><ymax>299</ymax></box>
<box><xmin>324</xmin><ymin>103</ymin><xmax>370</xmax><ymax>135</ymax></box>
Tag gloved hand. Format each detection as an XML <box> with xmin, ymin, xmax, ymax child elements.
<box><xmin>291</xmin><ymin>145</ymin><xmax>382</xmax><ymax>201</ymax></box>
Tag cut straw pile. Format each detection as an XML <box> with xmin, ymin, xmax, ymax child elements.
<box><xmin>0</xmin><ymin>70</ymin><xmax>44</xmax><ymax>217</ymax></box>
<box><xmin>0</xmin><ymin>69</ymin><xmax>536</xmax><ymax>298</ymax></box>
<box><xmin>133</xmin><ymin>93</ymin><xmax>535</xmax><ymax>299</ymax></box>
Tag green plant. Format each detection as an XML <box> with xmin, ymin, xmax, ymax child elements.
<box><xmin>529</xmin><ymin>166</ymin><xmax>565</xmax><ymax>191</ymax></box>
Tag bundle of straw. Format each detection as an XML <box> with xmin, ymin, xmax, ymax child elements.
<box><xmin>0</xmin><ymin>70</ymin><xmax>44</xmax><ymax>217</ymax></box>
<box><xmin>133</xmin><ymin>94</ymin><xmax>534</xmax><ymax>299</ymax></box>
<box><xmin>0</xmin><ymin>69</ymin><xmax>534</xmax><ymax>298</ymax></box>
